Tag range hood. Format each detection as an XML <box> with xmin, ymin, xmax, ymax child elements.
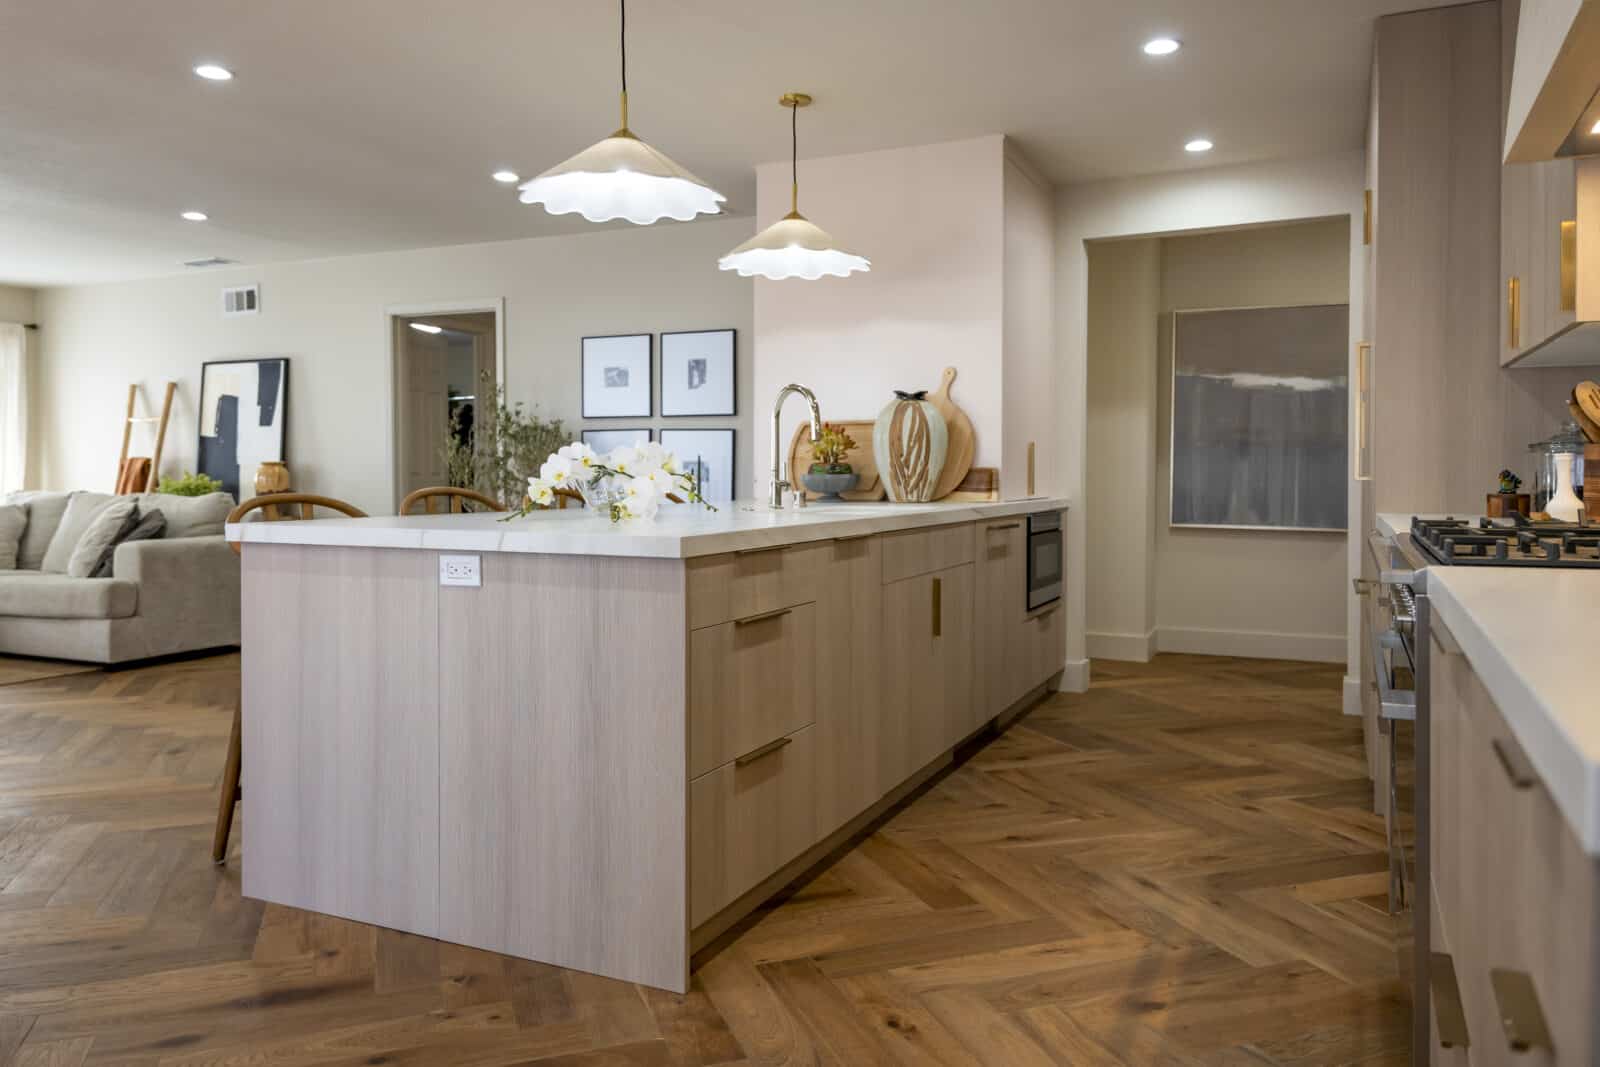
<box><xmin>1505</xmin><ymin>0</ymin><xmax>1600</xmax><ymax>162</ymax></box>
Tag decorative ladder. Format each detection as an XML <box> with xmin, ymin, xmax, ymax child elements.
<box><xmin>116</xmin><ymin>382</ymin><xmax>176</xmax><ymax>494</ymax></box>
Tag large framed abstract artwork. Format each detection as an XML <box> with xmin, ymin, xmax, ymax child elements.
<box><xmin>198</xmin><ymin>358</ymin><xmax>289</xmax><ymax>501</ymax></box>
<box><xmin>1169</xmin><ymin>305</ymin><xmax>1347</xmax><ymax>532</ymax></box>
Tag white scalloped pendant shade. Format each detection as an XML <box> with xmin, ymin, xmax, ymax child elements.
<box><xmin>717</xmin><ymin>211</ymin><xmax>871</xmax><ymax>281</ymax></box>
<box><xmin>518</xmin><ymin>131</ymin><xmax>726</xmax><ymax>225</ymax></box>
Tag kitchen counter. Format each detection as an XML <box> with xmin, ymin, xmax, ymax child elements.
<box><xmin>227</xmin><ymin>496</ymin><xmax>1071</xmax><ymax>558</ymax></box>
<box><xmin>1375</xmin><ymin>512</ymin><xmax>1600</xmax><ymax>853</ymax></box>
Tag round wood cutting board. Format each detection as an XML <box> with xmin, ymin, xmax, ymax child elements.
<box><xmin>928</xmin><ymin>367</ymin><xmax>975</xmax><ymax>500</ymax></box>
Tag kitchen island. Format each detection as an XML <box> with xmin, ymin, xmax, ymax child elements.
<box><xmin>227</xmin><ymin>498</ymin><xmax>1069</xmax><ymax>992</ymax></box>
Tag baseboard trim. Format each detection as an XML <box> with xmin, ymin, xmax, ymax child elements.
<box><xmin>1155</xmin><ymin>627</ymin><xmax>1345</xmax><ymax>664</ymax></box>
<box><xmin>1086</xmin><ymin>630</ymin><xmax>1156</xmax><ymax>663</ymax></box>
<box><xmin>1343</xmin><ymin>674</ymin><xmax>1362</xmax><ymax>717</ymax></box>
<box><xmin>1056</xmin><ymin>658</ymin><xmax>1090</xmax><ymax>693</ymax></box>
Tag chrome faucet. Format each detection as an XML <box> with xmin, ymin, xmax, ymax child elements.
<box><xmin>770</xmin><ymin>383</ymin><xmax>823</xmax><ymax>509</ymax></box>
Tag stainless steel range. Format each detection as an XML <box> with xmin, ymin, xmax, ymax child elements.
<box><xmin>1409</xmin><ymin>515</ymin><xmax>1600</xmax><ymax>568</ymax></box>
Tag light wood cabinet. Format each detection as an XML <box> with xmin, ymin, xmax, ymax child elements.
<box><xmin>880</xmin><ymin>522</ymin><xmax>975</xmax><ymax>584</ymax></box>
<box><xmin>686</xmin><ymin>541</ymin><xmax>828</xmax><ymax>629</ymax></box>
<box><xmin>975</xmin><ymin>518</ymin><xmax>1026</xmax><ymax>720</ymax></box>
<box><xmin>812</xmin><ymin>534</ymin><xmax>884</xmax><ymax>837</ymax></box>
<box><xmin>689</xmin><ymin>602</ymin><xmax>817</xmax><ymax>778</ymax></box>
<box><xmin>880</xmin><ymin>562</ymin><xmax>975</xmax><ymax>787</ymax></box>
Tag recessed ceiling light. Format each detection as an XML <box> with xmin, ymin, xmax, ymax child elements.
<box><xmin>180</xmin><ymin>210</ymin><xmax>209</xmax><ymax>221</ymax></box>
<box><xmin>193</xmin><ymin>63</ymin><xmax>233</xmax><ymax>81</ymax></box>
<box><xmin>491</xmin><ymin>170</ymin><xmax>520</xmax><ymax>184</ymax></box>
<box><xmin>409</xmin><ymin>322</ymin><xmax>443</xmax><ymax>334</ymax></box>
<box><xmin>1184</xmin><ymin>138</ymin><xmax>1214</xmax><ymax>153</ymax></box>
<box><xmin>1143</xmin><ymin>37</ymin><xmax>1181</xmax><ymax>56</ymax></box>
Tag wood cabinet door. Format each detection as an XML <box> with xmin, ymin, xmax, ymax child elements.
<box><xmin>974</xmin><ymin>519</ymin><xmax>1026</xmax><ymax>723</ymax></box>
<box><xmin>812</xmin><ymin>535</ymin><xmax>884</xmax><ymax>837</ymax></box>
<box><xmin>880</xmin><ymin>563</ymin><xmax>975</xmax><ymax>789</ymax></box>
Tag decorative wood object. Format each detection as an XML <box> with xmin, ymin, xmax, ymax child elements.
<box><xmin>786</xmin><ymin>420</ymin><xmax>884</xmax><ymax>501</ymax></box>
<box><xmin>115</xmin><ymin>381</ymin><xmax>176</xmax><ymax>494</ymax></box>
<box><xmin>1587</xmin><ymin>444</ymin><xmax>1600</xmax><ymax>522</ymax></box>
<box><xmin>399</xmin><ymin>486</ymin><xmax>505</xmax><ymax>515</ymax></box>
<box><xmin>1577</xmin><ymin>381</ymin><xmax>1600</xmax><ymax>437</ymax></box>
<box><xmin>873</xmin><ymin>391</ymin><xmax>947</xmax><ymax>502</ymax></box>
<box><xmin>945</xmin><ymin>466</ymin><xmax>1000</xmax><ymax>503</ymax></box>
<box><xmin>1485</xmin><ymin>492</ymin><xmax>1532</xmax><ymax>518</ymax></box>
<box><xmin>926</xmin><ymin>367</ymin><xmax>975</xmax><ymax>499</ymax></box>
<box><xmin>254</xmin><ymin>461</ymin><xmax>291</xmax><ymax>496</ymax></box>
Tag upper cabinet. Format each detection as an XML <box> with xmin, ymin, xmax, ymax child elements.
<box><xmin>1504</xmin><ymin>0</ymin><xmax>1600</xmax><ymax>162</ymax></box>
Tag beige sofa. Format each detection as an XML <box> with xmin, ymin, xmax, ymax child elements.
<box><xmin>0</xmin><ymin>491</ymin><xmax>240</xmax><ymax>664</ymax></box>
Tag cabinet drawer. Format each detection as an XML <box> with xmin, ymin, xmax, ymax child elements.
<box><xmin>1023</xmin><ymin>601</ymin><xmax>1064</xmax><ymax>691</ymax></box>
<box><xmin>880</xmin><ymin>523</ymin><xmax>975</xmax><ymax>585</ymax></box>
<box><xmin>686</xmin><ymin>542</ymin><xmax>828</xmax><ymax>629</ymax></box>
<box><xmin>689</xmin><ymin>724</ymin><xmax>816</xmax><ymax>927</ymax></box>
<box><xmin>689</xmin><ymin>601</ymin><xmax>816</xmax><ymax>779</ymax></box>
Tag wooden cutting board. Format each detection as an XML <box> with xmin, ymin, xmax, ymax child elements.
<box><xmin>1575</xmin><ymin>381</ymin><xmax>1600</xmax><ymax>441</ymax></box>
<box><xmin>786</xmin><ymin>420</ymin><xmax>885</xmax><ymax>501</ymax></box>
<box><xmin>927</xmin><ymin>367</ymin><xmax>975</xmax><ymax>500</ymax></box>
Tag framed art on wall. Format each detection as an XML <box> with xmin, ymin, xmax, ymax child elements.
<box><xmin>581</xmin><ymin>427</ymin><xmax>652</xmax><ymax>453</ymax></box>
<box><xmin>660</xmin><ymin>329</ymin><xmax>735</xmax><ymax>416</ymax></box>
<box><xmin>581</xmin><ymin>334</ymin><xmax>652</xmax><ymax>418</ymax></box>
<box><xmin>659</xmin><ymin>428</ymin><xmax>735</xmax><ymax>503</ymax></box>
<box><xmin>197</xmin><ymin>357</ymin><xmax>289</xmax><ymax>501</ymax></box>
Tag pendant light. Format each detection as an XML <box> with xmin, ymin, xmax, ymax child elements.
<box><xmin>518</xmin><ymin>0</ymin><xmax>725</xmax><ymax>225</ymax></box>
<box><xmin>719</xmin><ymin>93</ymin><xmax>870</xmax><ymax>281</ymax></box>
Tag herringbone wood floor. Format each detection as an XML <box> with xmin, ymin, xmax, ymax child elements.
<box><xmin>0</xmin><ymin>653</ymin><xmax>1409</xmax><ymax>1066</ymax></box>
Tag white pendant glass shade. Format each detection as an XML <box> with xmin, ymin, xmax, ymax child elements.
<box><xmin>718</xmin><ymin>211</ymin><xmax>870</xmax><ymax>281</ymax></box>
<box><xmin>518</xmin><ymin>130</ymin><xmax>725</xmax><ymax>225</ymax></box>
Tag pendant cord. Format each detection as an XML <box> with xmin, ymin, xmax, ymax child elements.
<box><xmin>619</xmin><ymin>0</ymin><xmax>628</xmax><ymax>130</ymax></box>
<box><xmin>791</xmin><ymin>98</ymin><xmax>799</xmax><ymax>215</ymax></box>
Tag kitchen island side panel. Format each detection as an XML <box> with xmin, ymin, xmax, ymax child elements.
<box><xmin>437</xmin><ymin>552</ymin><xmax>690</xmax><ymax>992</ymax></box>
<box><xmin>241</xmin><ymin>544</ymin><xmax>441</xmax><ymax>937</ymax></box>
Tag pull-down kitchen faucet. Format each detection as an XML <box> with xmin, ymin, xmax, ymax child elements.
<box><xmin>770</xmin><ymin>383</ymin><xmax>823</xmax><ymax>509</ymax></box>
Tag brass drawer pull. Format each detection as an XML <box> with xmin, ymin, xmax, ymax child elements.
<box><xmin>734</xmin><ymin>607</ymin><xmax>792</xmax><ymax>627</ymax></box>
<box><xmin>832</xmin><ymin>533</ymin><xmax>873</xmax><ymax>543</ymax></box>
<box><xmin>1352</xmin><ymin>578</ymin><xmax>1376</xmax><ymax>597</ymax></box>
<box><xmin>986</xmin><ymin>522</ymin><xmax>1022</xmax><ymax>531</ymax></box>
<box><xmin>1490</xmin><ymin>969</ymin><xmax>1552</xmax><ymax>1053</ymax></box>
<box><xmin>932</xmin><ymin>577</ymin><xmax>942</xmax><ymax>637</ymax></box>
<box><xmin>1491</xmin><ymin>738</ymin><xmax>1538</xmax><ymax>791</ymax></box>
<box><xmin>1429</xmin><ymin>953</ymin><xmax>1471</xmax><ymax>1049</ymax></box>
<box><xmin>735</xmin><ymin>543</ymin><xmax>786</xmax><ymax>557</ymax></box>
<box><xmin>734</xmin><ymin>736</ymin><xmax>792</xmax><ymax>767</ymax></box>
<box><xmin>1030</xmin><ymin>601</ymin><xmax>1063</xmax><ymax>620</ymax></box>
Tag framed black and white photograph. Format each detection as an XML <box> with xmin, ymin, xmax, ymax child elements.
<box><xmin>660</xmin><ymin>329</ymin><xmax>735</xmax><ymax>416</ymax></box>
<box><xmin>659</xmin><ymin>428</ymin><xmax>735</xmax><ymax>504</ymax></box>
<box><xmin>198</xmin><ymin>357</ymin><xmax>289</xmax><ymax>501</ymax></box>
<box><xmin>581</xmin><ymin>334</ymin><xmax>651</xmax><ymax>418</ymax></box>
<box><xmin>581</xmin><ymin>427</ymin><xmax>651</xmax><ymax>453</ymax></box>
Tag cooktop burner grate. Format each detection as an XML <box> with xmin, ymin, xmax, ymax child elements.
<box><xmin>1410</xmin><ymin>517</ymin><xmax>1600</xmax><ymax>568</ymax></box>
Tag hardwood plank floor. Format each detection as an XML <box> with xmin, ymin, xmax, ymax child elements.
<box><xmin>0</xmin><ymin>652</ymin><xmax>1409</xmax><ymax>1065</ymax></box>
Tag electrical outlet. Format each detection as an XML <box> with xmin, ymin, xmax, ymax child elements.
<box><xmin>439</xmin><ymin>554</ymin><xmax>481</xmax><ymax>587</ymax></box>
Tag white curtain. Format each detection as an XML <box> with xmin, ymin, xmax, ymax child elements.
<box><xmin>0</xmin><ymin>324</ymin><xmax>26</xmax><ymax>495</ymax></box>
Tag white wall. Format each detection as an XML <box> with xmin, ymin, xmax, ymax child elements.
<box><xmin>33</xmin><ymin>219</ymin><xmax>755</xmax><ymax>512</ymax></box>
<box><xmin>1153</xmin><ymin>220</ymin><xmax>1350</xmax><ymax>663</ymax></box>
<box><xmin>1002</xmin><ymin>152</ymin><xmax>1060</xmax><ymax>498</ymax></box>
<box><xmin>0</xmin><ymin>285</ymin><xmax>35</xmax><ymax>324</ymax></box>
<box><xmin>1057</xmin><ymin>150</ymin><xmax>1367</xmax><ymax>693</ymax></box>
<box><xmin>753</xmin><ymin>137</ymin><xmax>1006</xmax><ymax>495</ymax></box>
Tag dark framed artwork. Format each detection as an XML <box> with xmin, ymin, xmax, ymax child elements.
<box><xmin>581</xmin><ymin>427</ymin><xmax>652</xmax><ymax>452</ymax></box>
<box><xmin>198</xmin><ymin>357</ymin><xmax>289</xmax><ymax>501</ymax></box>
<box><xmin>660</xmin><ymin>329</ymin><xmax>735</xmax><ymax>416</ymax></box>
<box><xmin>659</xmin><ymin>428</ymin><xmax>735</xmax><ymax>503</ymax></box>
<box><xmin>581</xmin><ymin>334</ymin><xmax>652</xmax><ymax>418</ymax></box>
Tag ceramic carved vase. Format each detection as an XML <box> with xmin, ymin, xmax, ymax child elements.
<box><xmin>873</xmin><ymin>390</ymin><xmax>948</xmax><ymax>503</ymax></box>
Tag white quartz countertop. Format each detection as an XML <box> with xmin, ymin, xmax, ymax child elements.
<box><xmin>1375</xmin><ymin>512</ymin><xmax>1600</xmax><ymax>853</ymax></box>
<box><xmin>226</xmin><ymin>497</ymin><xmax>1071</xmax><ymax>560</ymax></box>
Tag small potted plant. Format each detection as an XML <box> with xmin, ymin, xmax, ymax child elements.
<box><xmin>801</xmin><ymin>423</ymin><xmax>860</xmax><ymax>499</ymax></box>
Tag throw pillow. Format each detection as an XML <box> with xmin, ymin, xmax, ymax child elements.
<box><xmin>8</xmin><ymin>491</ymin><xmax>72</xmax><ymax>570</ymax></box>
<box><xmin>40</xmin><ymin>492</ymin><xmax>113</xmax><ymax>573</ymax></box>
<box><xmin>138</xmin><ymin>492</ymin><xmax>233</xmax><ymax>538</ymax></box>
<box><xmin>65</xmin><ymin>498</ymin><xmax>138</xmax><ymax>578</ymax></box>
<box><xmin>0</xmin><ymin>504</ymin><xmax>25</xmax><ymax>570</ymax></box>
<box><xmin>90</xmin><ymin>508</ymin><xmax>167</xmax><ymax>579</ymax></box>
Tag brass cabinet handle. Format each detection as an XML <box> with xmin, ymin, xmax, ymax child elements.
<box><xmin>734</xmin><ymin>735</ymin><xmax>792</xmax><ymax>768</ymax></box>
<box><xmin>735</xmin><ymin>543</ymin><xmax>786</xmax><ymax>557</ymax></box>
<box><xmin>1363</xmin><ymin>188</ymin><xmax>1373</xmax><ymax>245</ymax></box>
<box><xmin>1509</xmin><ymin>276</ymin><xmax>1522</xmax><ymax>349</ymax></box>
<box><xmin>734</xmin><ymin>607</ymin><xmax>792</xmax><ymax>627</ymax></box>
<box><xmin>1429</xmin><ymin>953</ymin><xmax>1471</xmax><ymax>1049</ymax></box>
<box><xmin>1491</xmin><ymin>738</ymin><xmax>1538</xmax><ymax>791</ymax></box>
<box><xmin>1352</xmin><ymin>578</ymin><xmax>1377</xmax><ymax>597</ymax></box>
<box><xmin>832</xmin><ymin>532</ymin><xmax>873</xmax><ymax>543</ymax></box>
<box><xmin>1029</xmin><ymin>601</ymin><xmax>1063</xmax><ymax>621</ymax></box>
<box><xmin>1027</xmin><ymin>442</ymin><xmax>1036</xmax><ymax>496</ymax></box>
<box><xmin>932</xmin><ymin>577</ymin><xmax>942</xmax><ymax>637</ymax></box>
<box><xmin>1489</xmin><ymin>969</ymin><xmax>1552</xmax><ymax>1053</ymax></box>
<box><xmin>986</xmin><ymin>522</ymin><xmax>1022</xmax><ymax>531</ymax></box>
<box><xmin>1562</xmin><ymin>219</ymin><xmax>1578</xmax><ymax>312</ymax></box>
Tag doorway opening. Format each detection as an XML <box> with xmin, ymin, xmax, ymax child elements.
<box><xmin>388</xmin><ymin>303</ymin><xmax>502</xmax><ymax>510</ymax></box>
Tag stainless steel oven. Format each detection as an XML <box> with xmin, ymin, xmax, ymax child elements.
<box><xmin>1026</xmin><ymin>510</ymin><xmax>1062</xmax><ymax>611</ymax></box>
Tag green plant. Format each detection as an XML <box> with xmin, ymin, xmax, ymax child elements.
<box><xmin>156</xmin><ymin>471</ymin><xmax>223</xmax><ymax>496</ymax></box>
<box><xmin>440</xmin><ymin>378</ymin><xmax>569</xmax><ymax>508</ymax></box>
<box><xmin>809</xmin><ymin>423</ymin><xmax>857</xmax><ymax>473</ymax></box>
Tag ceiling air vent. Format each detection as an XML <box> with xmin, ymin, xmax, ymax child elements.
<box><xmin>221</xmin><ymin>284</ymin><xmax>261</xmax><ymax>317</ymax></box>
<box><xmin>182</xmin><ymin>256</ymin><xmax>235</xmax><ymax>268</ymax></box>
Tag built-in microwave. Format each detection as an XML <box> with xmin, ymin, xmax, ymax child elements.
<box><xmin>1026</xmin><ymin>510</ymin><xmax>1062</xmax><ymax>611</ymax></box>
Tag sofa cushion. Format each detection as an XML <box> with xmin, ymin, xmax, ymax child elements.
<box><xmin>67</xmin><ymin>498</ymin><xmax>139</xmax><ymax>579</ymax></box>
<box><xmin>0</xmin><ymin>574</ymin><xmax>138</xmax><ymax>619</ymax></box>
<box><xmin>139</xmin><ymin>493</ymin><xmax>233</xmax><ymax>538</ymax></box>
<box><xmin>41</xmin><ymin>492</ymin><xmax>113</xmax><ymax>573</ymax></box>
<box><xmin>0</xmin><ymin>505</ymin><xmax>24</xmax><ymax>570</ymax></box>
<box><xmin>6</xmin><ymin>492</ymin><xmax>72</xmax><ymax>570</ymax></box>
<box><xmin>92</xmin><ymin>509</ymin><xmax>165</xmax><ymax>579</ymax></box>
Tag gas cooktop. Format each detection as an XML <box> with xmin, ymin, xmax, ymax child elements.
<box><xmin>1410</xmin><ymin>516</ymin><xmax>1600</xmax><ymax>568</ymax></box>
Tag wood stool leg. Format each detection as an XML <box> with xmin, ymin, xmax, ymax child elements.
<box><xmin>212</xmin><ymin>702</ymin><xmax>242</xmax><ymax>864</ymax></box>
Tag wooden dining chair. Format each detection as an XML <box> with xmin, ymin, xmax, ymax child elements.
<box><xmin>399</xmin><ymin>486</ymin><xmax>505</xmax><ymax>515</ymax></box>
<box><xmin>213</xmin><ymin>493</ymin><xmax>368</xmax><ymax>864</ymax></box>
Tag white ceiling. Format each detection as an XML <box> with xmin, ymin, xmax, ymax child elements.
<box><xmin>1</xmin><ymin>0</ymin><xmax>1471</xmax><ymax>287</ymax></box>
